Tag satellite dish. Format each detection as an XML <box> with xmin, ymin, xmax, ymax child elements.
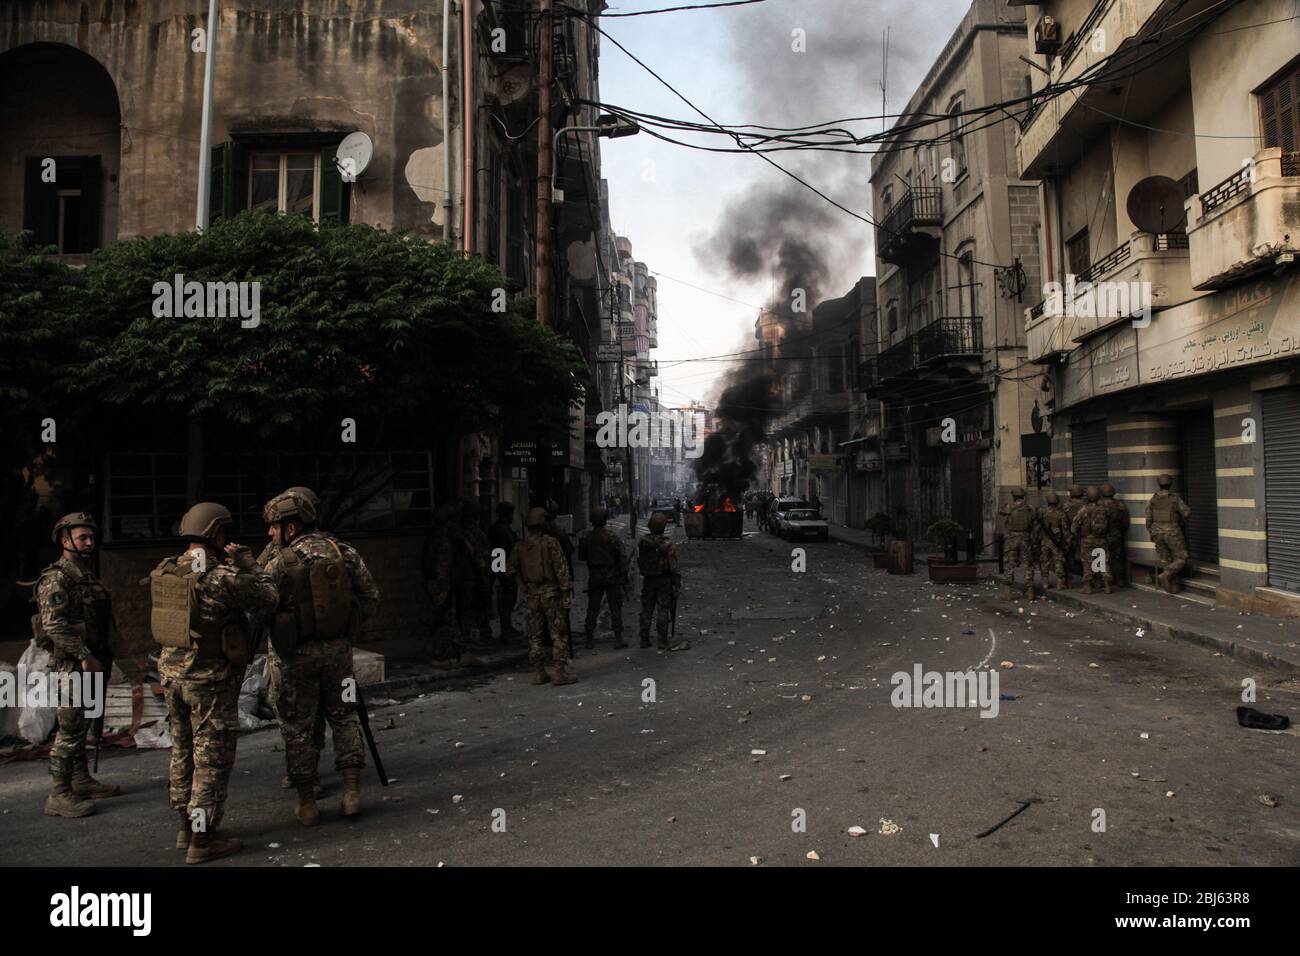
<box><xmin>1126</xmin><ymin>175</ymin><xmax>1186</xmax><ymax>234</ymax></box>
<box><xmin>335</xmin><ymin>131</ymin><xmax>373</xmax><ymax>183</ymax></box>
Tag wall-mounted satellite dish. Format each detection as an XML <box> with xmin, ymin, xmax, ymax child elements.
<box><xmin>1126</xmin><ymin>175</ymin><xmax>1186</xmax><ymax>234</ymax></box>
<box><xmin>335</xmin><ymin>131</ymin><xmax>373</xmax><ymax>183</ymax></box>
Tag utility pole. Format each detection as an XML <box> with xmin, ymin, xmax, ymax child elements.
<box><xmin>195</xmin><ymin>0</ymin><xmax>219</xmax><ymax>231</ymax></box>
<box><xmin>535</xmin><ymin>0</ymin><xmax>554</xmax><ymax>326</ymax></box>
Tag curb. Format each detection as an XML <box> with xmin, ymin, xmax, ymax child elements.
<box><xmin>1038</xmin><ymin>588</ymin><xmax>1300</xmax><ymax>674</ymax></box>
<box><xmin>366</xmin><ymin>650</ymin><xmax>531</xmax><ymax>698</ymax></box>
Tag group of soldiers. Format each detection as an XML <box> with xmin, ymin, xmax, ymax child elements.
<box><xmin>1000</xmin><ymin>475</ymin><xmax>1192</xmax><ymax>598</ymax></box>
<box><xmin>30</xmin><ymin>486</ymin><xmax>379</xmax><ymax>864</ymax></box>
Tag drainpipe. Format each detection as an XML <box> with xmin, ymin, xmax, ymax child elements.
<box><xmin>461</xmin><ymin>0</ymin><xmax>475</xmax><ymax>253</ymax></box>
<box><xmin>442</xmin><ymin>0</ymin><xmax>453</xmax><ymax>244</ymax></box>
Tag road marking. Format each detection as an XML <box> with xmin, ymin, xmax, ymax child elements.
<box><xmin>977</xmin><ymin>628</ymin><xmax>997</xmax><ymax>671</ymax></box>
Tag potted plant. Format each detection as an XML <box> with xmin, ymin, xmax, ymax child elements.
<box><xmin>926</xmin><ymin>518</ymin><xmax>978</xmax><ymax>583</ymax></box>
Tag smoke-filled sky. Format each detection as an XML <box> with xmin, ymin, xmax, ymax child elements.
<box><xmin>600</xmin><ymin>0</ymin><xmax>971</xmax><ymax>407</ymax></box>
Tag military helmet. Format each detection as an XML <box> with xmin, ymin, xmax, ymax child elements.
<box><xmin>1086</xmin><ymin>486</ymin><xmax>1101</xmax><ymax>501</ymax></box>
<box><xmin>1045</xmin><ymin>491</ymin><xmax>1060</xmax><ymax>505</ymax></box>
<box><xmin>285</xmin><ymin>486</ymin><xmax>320</xmax><ymax>508</ymax></box>
<box><xmin>1069</xmin><ymin>484</ymin><xmax>1084</xmax><ymax>498</ymax></box>
<box><xmin>52</xmin><ymin>512</ymin><xmax>97</xmax><ymax>545</ymax></box>
<box><xmin>1157</xmin><ymin>474</ymin><xmax>1172</xmax><ymax>488</ymax></box>
<box><xmin>590</xmin><ymin>505</ymin><xmax>609</xmax><ymax>525</ymax></box>
<box><xmin>496</xmin><ymin>501</ymin><xmax>516</xmax><ymax>519</ymax></box>
<box><xmin>1101</xmin><ymin>483</ymin><xmax>1116</xmax><ymax>497</ymax></box>
<box><xmin>648</xmin><ymin>512</ymin><xmax>668</xmax><ymax>533</ymax></box>
<box><xmin>180</xmin><ymin>502</ymin><xmax>233</xmax><ymax>543</ymax></box>
<box><xmin>525</xmin><ymin>506</ymin><xmax>548</xmax><ymax>528</ymax></box>
<box><xmin>263</xmin><ymin>490</ymin><xmax>318</xmax><ymax>528</ymax></box>
<box><xmin>1010</xmin><ymin>487</ymin><xmax>1026</xmax><ymax>500</ymax></box>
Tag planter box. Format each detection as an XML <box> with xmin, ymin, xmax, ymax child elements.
<box><xmin>927</xmin><ymin>556</ymin><xmax>979</xmax><ymax>583</ymax></box>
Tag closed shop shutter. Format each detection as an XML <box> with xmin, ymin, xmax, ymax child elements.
<box><xmin>1070</xmin><ymin>420</ymin><xmax>1108</xmax><ymax>487</ymax></box>
<box><xmin>1263</xmin><ymin>388</ymin><xmax>1300</xmax><ymax>591</ymax></box>
<box><xmin>1180</xmin><ymin>412</ymin><xmax>1219</xmax><ymax>564</ymax></box>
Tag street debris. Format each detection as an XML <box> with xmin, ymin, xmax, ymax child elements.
<box><xmin>847</xmin><ymin>825</ymin><xmax>866</xmax><ymax>837</ymax></box>
<box><xmin>929</xmin><ymin>833</ymin><xmax>940</xmax><ymax>848</ymax></box>
<box><xmin>806</xmin><ymin>851</ymin><xmax>820</xmax><ymax>861</ymax></box>
<box><xmin>1258</xmin><ymin>794</ymin><xmax>1280</xmax><ymax>808</ymax></box>
<box><xmin>878</xmin><ymin>818</ymin><xmax>901</xmax><ymax>836</ymax></box>
<box><xmin>975</xmin><ymin>798</ymin><xmax>1035</xmax><ymax>838</ymax></box>
<box><xmin>749</xmin><ymin>856</ymin><xmax>762</xmax><ymax>865</ymax></box>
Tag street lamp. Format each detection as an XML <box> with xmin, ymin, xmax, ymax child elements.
<box><xmin>551</xmin><ymin>115</ymin><xmax>640</xmax><ymax>200</ymax></box>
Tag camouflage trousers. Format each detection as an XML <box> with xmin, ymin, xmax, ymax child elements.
<box><xmin>523</xmin><ymin>587</ymin><xmax>569</xmax><ymax>668</ymax></box>
<box><xmin>1037</xmin><ymin>535</ymin><xmax>1067</xmax><ymax>583</ymax></box>
<box><xmin>1001</xmin><ymin>532</ymin><xmax>1036</xmax><ymax>586</ymax></box>
<box><xmin>584</xmin><ymin>578</ymin><xmax>625</xmax><ymax>639</ymax></box>
<box><xmin>274</xmin><ymin>637</ymin><xmax>365</xmax><ymax>786</ymax></box>
<box><xmin>165</xmin><ymin>672</ymin><xmax>242</xmax><ymax>830</ymax></box>
<box><xmin>267</xmin><ymin>649</ymin><xmax>326</xmax><ymax>772</ymax></box>
<box><xmin>1151</xmin><ymin>524</ymin><xmax>1189</xmax><ymax>576</ymax></box>
<box><xmin>48</xmin><ymin>656</ymin><xmax>89</xmax><ymax>778</ymax></box>
<box><xmin>1081</xmin><ymin>534</ymin><xmax>1114</xmax><ymax>588</ymax></box>
<box><xmin>493</xmin><ymin>572</ymin><xmax>518</xmax><ymax>635</ymax></box>
<box><xmin>640</xmin><ymin>577</ymin><xmax>675</xmax><ymax>645</ymax></box>
<box><xmin>1107</xmin><ymin>534</ymin><xmax>1128</xmax><ymax>584</ymax></box>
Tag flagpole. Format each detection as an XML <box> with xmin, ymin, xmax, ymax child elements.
<box><xmin>195</xmin><ymin>0</ymin><xmax>219</xmax><ymax>231</ymax></box>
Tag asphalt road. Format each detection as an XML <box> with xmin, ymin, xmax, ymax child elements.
<box><xmin>2</xmin><ymin>518</ymin><xmax>1297</xmax><ymax>866</ymax></box>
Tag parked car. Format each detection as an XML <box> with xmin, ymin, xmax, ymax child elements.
<box><xmin>778</xmin><ymin>508</ymin><xmax>830</xmax><ymax>541</ymax></box>
<box><xmin>768</xmin><ymin>497</ymin><xmax>810</xmax><ymax>535</ymax></box>
<box><xmin>649</xmin><ymin>497</ymin><xmax>679</xmax><ymax>524</ymax></box>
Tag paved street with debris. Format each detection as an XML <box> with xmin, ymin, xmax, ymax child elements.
<box><xmin>2</xmin><ymin>519</ymin><xmax>1296</xmax><ymax>867</ymax></box>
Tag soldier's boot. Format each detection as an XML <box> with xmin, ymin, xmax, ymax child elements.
<box><xmin>584</xmin><ymin>630</ymin><xmax>595</xmax><ymax>651</ymax></box>
<box><xmin>341</xmin><ymin>768</ymin><xmax>362</xmax><ymax>818</ymax></box>
<box><xmin>176</xmin><ymin>811</ymin><xmax>193</xmax><ymax>850</ymax></box>
<box><xmin>1156</xmin><ymin>570</ymin><xmax>1171</xmax><ymax>592</ymax></box>
<box><xmin>71</xmin><ymin>754</ymin><xmax>123</xmax><ymax>798</ymax></box>
<box><xmin>552</xmin><ymin>662</ymin><xmax>578</xmax><ymax>686</ymax></box>
<box><xmin>295</xmin><ymin>785</ymin><xmax>321</xmax><ymax>827</ymax></box>
<box><xmin>186</xmin><ymin>831</ymin><xmax>242</xmax><ymax>865</ymax></box>
<box><xmin>611</xmin><ymin>631</ymin><xmax>628</xmax><ymax>649</ymax></box>
<box><xmin>531</xmin><ymin>662</ymin><xmax>551</xmax><ymax>685</ymax></box>
<box><xmin>657</xmin><ymin>635</ymin><xmax>671</xmax><ymax>651</ymax></box>
<box><xmin>44</xmin><ymin>777</ymin><xmax>94</xmax><ymax>818</ymax></box>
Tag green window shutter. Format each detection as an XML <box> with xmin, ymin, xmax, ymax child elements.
<box><xmin>79</xmin><ymin>154</ymin><xmax>101</xmax><ymax>251</ymax></box>
<box><xmin>23</xmin><ymin>156</ymin><xmax>59</xmax><ymax>246</ymax></box>
<box><xmin>208</xmin><ymin>141</ymin><xmax>228</xmax><ymax>224</ymax></box>
<box><xmin>320</xmin><ymin>144</ymin><xmax>349</xmax><ymax>224</ymax></box>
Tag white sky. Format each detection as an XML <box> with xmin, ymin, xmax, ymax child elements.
<box><xmin>598</xmin><ymin>0</ymin><xmax>972</xmax><ymax>407</ymax></box>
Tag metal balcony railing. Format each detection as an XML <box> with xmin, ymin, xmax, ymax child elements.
<box><xmin>915</xmin><ymin>317</ymin><xmax>983</xmax><ymax>365</ymax></box>
<box><xmin>1201</xmin><ymin>166</ymin><xmax>1252</xmax><ymax>212</ymax></box>
<box><xmin>877</xmin><ymin>337</ymin><xmax>919</xmax><ymax>381</ymax></box>
<box><xmin>1154</xmin><ymin>232</ymin><xmax>1189</xmax><ymax>250</ymax></box>
<box><xmin>1028</xmin><ymin>299</ymin><xmax>1047</xmax><ymax>321</ymax></box>
<box><xmin>878</xmin><ymin>187</ymin><xmax>942</xmax><ymax>248</ymax></box>
<box><xmin>1077</xmin><ymin>241</ymin><xmax>1131</xmax><ymax>283</ymax></box>
<box><xmin>1284</xmin><ymin>152</ymin><xmax>1300</xmax><ymax>177</ymax></box>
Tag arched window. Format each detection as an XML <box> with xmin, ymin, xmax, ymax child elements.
<box><xmin>948</xmin><ymin>97</ymin><xmax>967</xmax><ymax>177</ymax></box>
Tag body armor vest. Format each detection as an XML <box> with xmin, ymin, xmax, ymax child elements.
<box><xmin>1005</xmin><ymin>504</ymin><xmax>1032</xmax><ymax>533</ymax></box>
<box><xmin>1150</xmin><ymin>493</ymin><xmax>1175</xmax><ymax>523</ymax></box>
<box><xmin>279</xmin><ymin>540</ymin><xmax>352</xmax><ymax>641</ymax></box>
<box><xmin>638</xmin><ymin>536</ymin><xmax>669</xmax><ymax>576</ymax></box>
<box><xmin>149</xmin><ymin>559</ymin><xmax>248</xmax><ymax>665</ymax></box>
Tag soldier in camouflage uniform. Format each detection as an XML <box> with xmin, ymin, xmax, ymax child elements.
<box><xmin>154</xmin><ymin>503</ymin><xmax>277</xmax><ymax>864</ymax></box>
<box><xmin>1071</xmin><ymin>486</ymin><xmax>1114</xmax><ymax>594</ymax></box>
<box><xmin>422</xmin><ymin>504</ymin><xmax>462</xmax><ymax>667</ymax></box>
<box><xmin>1035</xmin><ymin>492</ymin><xmax>1069</xmax><ymax>590</ymax></box>
<box><xmin>638</xmin><ymin>512</ymin><xmax>685</xmax><ymax>650</ymax></box>
<box><xmin>1146</xmin><ymin>474</ymin><xmax>1192</xmax><ymax>593</ymax></box>
<box><xmin>1062</xmin><ymin>484</ymin><xmax>1087</xmax><ymax>582</ymax></box>
<box><xmin>999</xmin><ymin>487</ymin><xmax>1038</xmax><ymax>600</ymax></box>
<box><xmin>579</xmin><ymin>505</ymin><xmax>628</xmax><ymax>650</ymax></box>
<box><xmin>545</xmin><ymin>500</ymin><xmax>575</xmax><ymax>655</ymax></box>
<box><xmin>459</xmin><ymin>500</ymin><xmax>494</xmax><ymax>643</ymax></box>
<box><xmin>256</xmin><ymin>487</ymin><xmax>327</xmax><ymax>793</ymax></box>
<box><xmin>1100</xmin><ymin>483</ymin><xmax>1130</xmax><ymax>587</ymax></box>
<box><xmin>508</xmin><ymin>507</ymin><xmax>576</xmax><ymax>685</ymax></box>
<box><xmin>32</xmin><ymin>513</ymin><xmax>122</xmax><ymax>818</ymax></box>
<box><xmin>488</xmin><ymin>502</ymin><xmax>521</xmax><ymax>643</ymax></box>
<box><xmin>262</xmin><ymin>491</ymin><xmax>380</xmax><ymax>826</ymax></box>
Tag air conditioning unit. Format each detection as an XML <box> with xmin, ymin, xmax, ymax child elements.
<box><xmin>1034</xmin><ymin>16</ymin><xmax>1062</xmax><ymax>55</ymax></box>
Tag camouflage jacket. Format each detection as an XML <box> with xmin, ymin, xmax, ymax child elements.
<box><xmin>579</xmin><ymin>526</ymin><xmax>628</xmax><ymax>583</ymax></box>
<box><xmin>1101</xmin><ymin>497</ymin><xmax>1130</xmax><ymax>534</ymax></box>
<box><xmin>638</xmin><ymin>533</ymin><xmax>680</xmax><ymax>584</ymax></box>
<box><xmin>508</xmin><ymin>532</ymin><xmax>572</xmax><ymax>593</ymax></box>
<box><xmin>157</xmin><ymin>549</ymin><xmax>278</xmax><ymax>684</ymax></box>
<box><xmin>264</xmin><ymin>530</ymin><xmax>380</xmax><ymax>632</ymax></box>
<box><xmin>1071</xmin><ymin>502</ymin><xmax>1112</xmax><ymax>540</ymax></box>
<box><xmin>1036</xmin><ymin>505</ymin><xmax>1068</xmax><ymax>544</ymax></box>
<box><xmin>34</xmin><ymin>555</ymin><xmax>116</xmax><ymax>663</ymax></box>
<box><xmin>547</xmin><ymin>521</ymin><xmax>575</xmax><ymax>576</ymax></box>
<box><xmin>1145</xmin><ymin>491</ymin><xmax>1191</xmax><ymax>528</ymax></box>
<box><xmin>1062</xmin><ymin>497</ymin><xmax>1086</xmax><ymax>537</ymax></box>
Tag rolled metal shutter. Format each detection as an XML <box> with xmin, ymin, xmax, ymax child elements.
<box><xmin>1070</xmin><ymin>420</ymin><xmax>1108</xmax><ymax>487</ymax></box>
<box><xmin>1180</xmin><ymin>412</ymin><xmax>1219</xmax><ymax>564</ymax></box>
<box><xmin>1263</xmin><ymin>388</ymin><xmax>1300</xmax><ymax>591</ymax></box>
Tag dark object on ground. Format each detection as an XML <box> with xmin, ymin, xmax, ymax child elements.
<box><xmin>1236</xmin><ymin>706</ymin><xmax>1291</xmax><ymax>731</ymax></box>
<box><xmin>975</xmin><ymin>798</ymin><xmax>1034</xmax><ymax>839</ymax></box>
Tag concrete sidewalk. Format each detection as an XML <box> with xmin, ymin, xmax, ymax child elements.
<box><xmin>828</xmin><ymin>523</ymin><xmax>1300</xmax><ymax>673</ymax></box>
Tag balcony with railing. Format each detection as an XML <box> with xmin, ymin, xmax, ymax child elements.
<box><xmin>864</xmin><ymin>316</ymin><xmax>983</xmax><ymax>398</ymax></box>
<box><xmin>876</xmin><ymin>187</ymin><xmax>942</xmax><ymax>266</ymax></box>
<box><xmin>1024</xmin><ymin>229</ymin><xmax>1194</xmax><ymax>360</ymax></box>
<box><xmin>1187</xmin><ymin>148</ymin><xmax>1300</xmax><ymax>290</ymax></box>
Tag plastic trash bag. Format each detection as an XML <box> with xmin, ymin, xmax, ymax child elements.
<box><xmin>16</xmin><ymin>640</ymin><xmax>57</xmax><ymax>745</ymax></box>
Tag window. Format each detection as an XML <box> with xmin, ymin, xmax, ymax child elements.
<box><xmin>887</xmin><ymin>301</ymin><xmax>899</xmax><ymax>334</ymax></box>
<box><xmin>1258</xmin><ymin>58</ymin><xmax>1300</xmax><ymax>173</ymax></box>
<box><xmin>22</xmin><ymin>155</ymin><xmax>101</xmax><ymax>253</ymax></box>
<box><xmin>881</xmin><ymin>186</ymin><xmax>893</xmax><ymax>213</ymax></box>
<box><xmin>1178</xmin><ymin>168</ymin><xmax>1199</xmax><ymax>200</ymax></box>
<box><xmin>949</xmin><ymin>101</ymin><xmax>967</xmax><ymax>175</ymax></box>
<box><xmin>1067</xmin><ymin>228</ymin><xmax>1090</xmax><ymax>278</ymax></box>
<box><xmin>250</xmin><ymin>153</ymin><xmax>319</xmax><ymax>218</ymax></box>
<box><xmin>955</xmin><ymin>248</ymin><xmax>976</xmax><ymax>317</ymax></box>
